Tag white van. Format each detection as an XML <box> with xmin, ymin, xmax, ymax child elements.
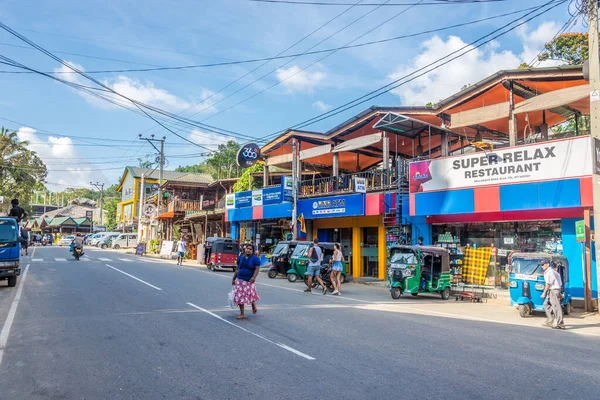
<box><xmin>111</xmin><ymin>233</ymin><xmax>138</xmax><ymax>249</ymax></box>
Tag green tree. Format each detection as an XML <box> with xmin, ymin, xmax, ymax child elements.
<box><xmin>233</xmin><ymin>163</ymin><xmax>264</xmax><ymax>192</ymax></box>
<box><xmin>103</xmin><ymin>197</ymin><xmax>118</xmax><ymax>231</ymax></box>
<box><xmin>0</xmin><ymin>127</ymin><xmax>47</xmax><ymax>214</ymax></box>
<box><xmin>138</xmin><ymin>155</ymin><xmax>154</xmax><ymax>169</ymax></box>
<box><xmin>538</xmin><ymin>32</ymin><xmax>589</xmax><ymax>66</ymax></box>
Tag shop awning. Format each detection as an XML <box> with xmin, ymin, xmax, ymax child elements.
<box><xmin>157</xmin><ymin>210</ymin><xmax>174</xmax><ymax>220</ymax></box>
<box><xmin>332</xmin><ymin>132</ymin><xmax>381</xmax><ymax>153</ymax></box>
<box><xmin>299</xmin><ymin>144</ymin><xmax>332</xmax><ymax>160</ymax></box>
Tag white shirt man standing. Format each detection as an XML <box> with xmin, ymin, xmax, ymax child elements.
<box><xmin>176</xmin><ymin>237</ymin><xmax>187</xmax><ymax>266</ymax></box>
<box><xmin>540</xmin><ymin>259</ymin><xmax>565</xmax><ymax>329</ymax></box>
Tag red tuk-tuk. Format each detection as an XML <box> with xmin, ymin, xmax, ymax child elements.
<box><xmin>206</xmin><ymin>238</ymin><xmax>239</xmax><ymax>271</ymax></box>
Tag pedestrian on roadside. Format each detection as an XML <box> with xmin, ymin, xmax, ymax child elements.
<box><xmin>305</xmin><ymin>238</ymin><xmax>327</xmax><ymax>295</ymax></box>
<box><xmin>232</xmin><ymin>244</ymin><xmax>260</xmax><ymax>319</ymax></box>
<box><xmin>176</xmin><ymin>236</ymin><xmax>187</xmax><ymax>266</ymax></box>
<box><xmin>540</xmin><ymin>259</ymin><xmax>565</xmax><ymax>329</ymax></box>
<box><xmin>20</xmin><ymin>227</ymin><xmax>29</xmax><ymax>256</ymax></box>
<box><xmin>418</xmin><ymin>236</ymin><xmax>424</xmax><ymax>246</ymax></box>
<box><xmin>8</xmin><ymin>198</ymin><xmax>27</xmax><ymax>223</ymax></box>
<box><xmin>331</xmin><ymin>243</ymin><xmax>344</xmax><ymax>296</ymax></box>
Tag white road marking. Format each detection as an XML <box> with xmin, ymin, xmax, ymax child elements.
<box><xmin>80</xmin><ymin>258</ymin><xmax>91</xmax><ymax>262</ymax></box>
<box><xmin>0</xmin><ymin>264</ymin><xmax>30</xmax><ymax>366</ymax></box>
<box><xmin>118</xmin><ymin>258</ymin><xmax>133</xmax><ymax>262</ymax></box>
<box><xmin>186</xmin><ymin>302</ymin><xmax>315</xmax><ymax>360</ymax></box>
<box><xmin>31</xmin><ymin>258</ymin><xmax>43</xmax><ymax>262</ymax></box>
<box><xmin>105</xmin><ymin>264</ymin><xmax>162</xmax><ymax>291</ymax></box>
<box><xmin>98</xmin><ymin>258</ymin><xmax>112</xmax><ymax>262</ymax></box>
<box><xmin>54</xmin><ymin>258</ymin><xmax>67</xmax><ymax>262</ymax></box>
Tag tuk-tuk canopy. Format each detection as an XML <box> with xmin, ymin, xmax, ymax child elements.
<box><xmin>389</xmin><ymin>245</ymin><xmax>451</xmax><ymax>272</ymax></box>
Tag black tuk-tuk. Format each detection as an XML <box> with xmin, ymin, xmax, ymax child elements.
<box><xmin>205</xmin><ymin>238</ymin><xmax>240</xmax><ymax>271</ymax></box>
<box><xmin>267</xmin><ymin>240</ymin><xmax>299</xmax><ymax>279</ymax></box>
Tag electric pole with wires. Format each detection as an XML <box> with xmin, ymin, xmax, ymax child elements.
<box><xmin>139</xmin><ymin>134</ymin><xmax>166</xmax><ymax>216</ymax></box>
<box><xmin>90</xmin><ymin>182</ymin><xmax>105</xmax><ymax>225</ymax></box>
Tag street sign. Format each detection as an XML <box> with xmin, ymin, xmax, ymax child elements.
<box><xmin>85</xmin><ymin>211</ymin><xmax>93</xmax><ymax>219</ymax></box>
<box><xmin>354</xmin><ymin>177</ymin><xmax>367</xmax><ymax>193</ymax></box>
<box><xmin>576</xmin><ymin>220</ymin><xmax>585</xmax><ymax>243</ymax></box>
<box><xmin>236</xmin><ymin>143</ymin><xmax>260</xmax><ymax>168</ymax></box>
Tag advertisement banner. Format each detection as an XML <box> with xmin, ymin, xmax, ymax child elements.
<box><xmin>263</xmin><ymin>186</ymin><xmax>283</xmax><ymax>205</ymax></box>
<box><xmin>160</xmin><ymin>241</ymin><xmax>174</xmax><ymax>257</ymax></box>
<box><xmin>225</xmin><ymin>193</ymin><xmax>236</xmax><ymax>209</ymax></box>
<box><xmin>354</xmin><ymin>177</ymin><xmax>367</xmax><ymax>193</ymax></box>
<box><xmin>282</xmin><ymin>176</ymin><xmax>293</xmax><ymax>202</ymax></box>
<box><xmin>252</xmin><ymin>190</ymin><xmax>263</xmax><ymax>207</ymax></box>
<box><xmin>235</xmin><ymin>191</ymin><xmax>252</xmax><ymax>208</ymax></box>
<box><xmin>298</xmin><ymin>194</ymin><xmax>365</xmax><ymax>219</ymax></box>
<box><xmin>409</xmin><ymin>136</ymin><xmax>592</xmax><ymax>193</ymax></box>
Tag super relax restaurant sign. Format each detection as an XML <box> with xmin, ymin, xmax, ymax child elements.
<box><xmin>409</xmin><ymin>136</ymin><xmax>592</xmax><ymax>193</ymax></box>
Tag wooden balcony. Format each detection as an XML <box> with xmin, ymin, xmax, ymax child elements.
<box><xmin>168</xmin><ymin>199</ymin><xmax>203</xmax><ymax>213</ymax></box>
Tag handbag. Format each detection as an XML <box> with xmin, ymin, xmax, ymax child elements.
<box><xmin>228</xmin><ymin>286</ymin><xmax>237</xmax><ymax>309</ymax></box>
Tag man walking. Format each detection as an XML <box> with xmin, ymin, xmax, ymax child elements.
<box><xmin>176</xmin><ymin>236</ymin><xmax>187</xmax><ymax>266</ymax></box>
<box><xmin>540</xmin><ymin>259</ymin><xmax>565</xmax><ymax>329</ymax></box>
<box><xmin>305</xmin><ymin>238</ymin><xmax>327</xmax><ymax>295</ymax></box>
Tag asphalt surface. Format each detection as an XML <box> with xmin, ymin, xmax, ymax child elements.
<box><xmin>1</xmin><ymin>245</ymin><xmax>599</xmax><ymax>400</ymax></box>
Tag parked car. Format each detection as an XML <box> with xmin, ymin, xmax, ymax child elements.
<box><xmin>91</xmin><ymin>232</ymin><xmax>118</xmax><ymax>247</ymax></box>
<box><xmin>98</xmin><ymin>233</ymin><xmax>120</xmax><ymax>249</ymax></box>
<box><xmin>58</xmin><ymin>235</ymin><xmax>75</xmax><ymax>247</ymax></box>
<box><xmin>111</xmin><ymin>233</ymin><xmax>138</xmax><ymax>249</ymax></box>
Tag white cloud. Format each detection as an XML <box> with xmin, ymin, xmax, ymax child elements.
<box><xmin>312</xmin><ymin>100</ymin><xmax>331</xmax><ymax>112</ymax></box>
<box><xmin>16</xmin><ymin>127</ymin><xmax>107</xmax><ymax>191</ymax></box>
<box><xmin>275</xmin><ymin>65</ymin><xmax>326</xmax><ymax>93</ymax></box>
<box><xmin>517</xmin><ymin>21</ymin><xmax>564</xmax><ymax>67</ymax></box>
<box><xmin>388</xmin><ymin>35</ymin><xmax>521</xmax><ymax>105</ymax></box>
<box><xmin>188</xmin><ymin>129</ymin><xmax>234</xmax><ymax>150</ymax></box>
<box><xmin>106</xmin><ymin>75</ymin><xmax>191</xmax><ymax>110</ymax></box>
<box><xmin>387</xmin><ymin>21</ymin><xmax>567</xmax><ymax>105</ymax></box>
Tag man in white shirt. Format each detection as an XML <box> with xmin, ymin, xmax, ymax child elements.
<box><xmin>176</xmin><ymin>237</ymin><xmax>187</xmax><ymax>266</ymax></box>
<box><xmin>540</xmin><ymin>259</ymin><xmax>565</xmax><ymax>329</ymax></box>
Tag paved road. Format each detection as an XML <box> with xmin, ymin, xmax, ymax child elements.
<box><xmin>1</xmin><ymin>245</ymin><xmax>599</xmax><ymax>399</ymax></box>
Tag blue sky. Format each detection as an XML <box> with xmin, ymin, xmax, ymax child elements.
<box><xmin>0</xmin><ymin>0</ymin><xmax>581</xmax><ymax>190</ymax></box>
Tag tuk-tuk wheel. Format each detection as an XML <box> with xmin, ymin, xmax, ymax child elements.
<box><xmin>563</xmin><ymin>301</ymin><xmax>571</xmax><ymax>315</ymax></box>
<box><xmin>441</xmin><ymin>287</ymin><xmax>451</xmax><ymax>300</ymax></box>
<box><xmin>411</xmin><ymin>293</ymin><xmax>418</xmax><ymax>297</ymax></box>
<box><xmin>391</xmin><ymin>287</ymin><xmax>402</xmax><ymax>299</ymax></box>
<box><xmin>267</xmin><ymin>269</ymin><xmax>278</xmax><ymax>279</ymax></box>
<box><xmin>287</xmin><ymin>273</ymin><xmax>298</xmax><ymax>283</ymax></box>
<box><xmin>518</xmin><ymin>304</ymin><xmax>532</xmax><ymax>318</ymax></box>
<box><xmin>206</xmin><ymin>264</ymin><xmax>211</xmax><ymax>270</ymax></box>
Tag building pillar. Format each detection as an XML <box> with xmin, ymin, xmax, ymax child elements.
<box><xmin>382</xmin><ymin>133</ymin><xmax>390</xmax><ymax>185</ymax></box>
<box><xmin>508</xmin><ymin>80</ymin><xmax>518</xmax><ymax>146</ymax></box>
<box><xmin>378</xmin><ymin>221</ymin><xmax>387</xmax><ymax>280</ymax></box>
<box><xmin>332</xmin><ymin>153</ymin><xmax>339</xmax><ymax>177</ymax></box>
<box><xmin>352</xmin><ymin>224</ymin><xmax>362</xmax><ymax>279</ymax></box>
<box><xmin>441</xmin><ymin>130</ymin><xmax>449</xmax><ymax>157</ymax></box>
<box><xmin>263</xmin><ymin>165</ymin><xmax>269</xmax><ymax>186</ymax></box>
<box><xmin>540</xmin><ymin>110</ymin><xmax>549</xmax><ymax>141</ymax></box>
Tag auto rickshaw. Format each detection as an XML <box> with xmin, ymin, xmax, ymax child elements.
<box><xmin>287</xmin><ymin>242</ymin><xmax>347</xmax><ymax>284</ymax></box>
<box><xmin>267</xmin><ymin>240</ymin><xmax>299</xmax><ymax>279</ymax></box>
<box><xmin>508</xmin><ymin>252</ymin><xmax>571</xmax><ymax>318</ymax></box>
<box><xmin>206</xmin><ymin>238</ymin><xmax>239</xmax><ymax>271</ymax></box>
<box><xmin>203</xmin><ymin>237</ymin><xmax>220</xmax><ymax>265</ymax></box>
<box><xmin>387</xmin><ymin>245</ymin><xmax>452</xmax><ymax>300</ymax></box>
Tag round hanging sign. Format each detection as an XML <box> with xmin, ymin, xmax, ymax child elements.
<box><xmin>236</xmin><ymin>142</ymin><xmax>260</xmax><ymax>168</ymax></box>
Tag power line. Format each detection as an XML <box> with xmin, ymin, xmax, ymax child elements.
<box><xmin>137</xmin><ymin>0</ymin><xmax>367</xmax><ymax>141</ymax></box>
<box><xmin>261</xmin><ymin>0</ymin><xmax>566</xmax><ymax>139</ymax></box>
<box><xmin>250</xmin><ymin>0</ymin><xmax>510</xmax><ymax>5</ymax></box>
<box><xmin>528</xmin><ymin>13</ymin><xmax>579</xmax><ymax>67</ymax></box>
<box><xmin>202</xmin><ymin>0</ymin><xmax>425</xmax><ymax>122</ymax></box>
<box><xmin>0</xmin><ymin>3</ymin><xmax>562</xmax><ymax>76</ymax></box>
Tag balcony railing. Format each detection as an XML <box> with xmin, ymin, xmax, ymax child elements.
<box><xmin>168</xmin><ymin>199</ymin><xmax>203</xmax><ymax>213</ymax></box>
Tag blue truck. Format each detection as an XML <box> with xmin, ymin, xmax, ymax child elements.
<box><xmin>0</xmin><ymin>218</ymin><xmax>21</xmax><ymax>287</ymax></box>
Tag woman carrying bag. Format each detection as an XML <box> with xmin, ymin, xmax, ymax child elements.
<box><xmin>231</xmin><ymin>244</ymin><xmax>261</xmax><ymax>319</ymax></box>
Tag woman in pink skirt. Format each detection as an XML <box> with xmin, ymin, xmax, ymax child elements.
<box><xmin>232</xmin><ymin>244</ymin><xmax>261</xmax><ymax>319</ymax></box>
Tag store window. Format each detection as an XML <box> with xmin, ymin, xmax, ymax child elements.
<box><xmin>432</xmin><ymin>220</ymin><xmax>563</xmax><ymax>289</ymax></box>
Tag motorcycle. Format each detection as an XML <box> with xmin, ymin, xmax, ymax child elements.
<box><xmin>41</xmin><ymin>238</ymin><xmax>48</xmax><ymax>246</ymax></box>
<box><xmin>72</xmin><ymin>246</ymin><xmax>83</xmax><ymax>261</ymax></box>
<box><xmin>303</xmin><ymin>264</ymin><xmax>335</xmax><ymax>292</ymax></box>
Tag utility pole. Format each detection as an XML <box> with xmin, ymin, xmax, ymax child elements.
<box><xmin>138</xmin><ymin>174</ymin><xmax>145</xmax><ymax>242</ymax></box>
<box><xmin>139</xmin><ymin>134</ymin><xmax>166</xmax><ymax>214</ymax></box>
<box><xmin>589</xmin><ymin>0</ymin><xmax>600</xmax><ymax>313</ymax></box>
<box><xmin>90</xmin><ymin>182</ymin><xmax>105</xmax><ymax>225</ymax></box>
<box><xmin>291</xmin><ymin>138</ymin><xmax>298</xmax><ymax>241</ymax></box>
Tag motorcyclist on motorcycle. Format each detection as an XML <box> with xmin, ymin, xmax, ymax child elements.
<box><xmin>71</xmin><ymin>233</ymin><xmax>85</xmax><ymax>258</ymax></box>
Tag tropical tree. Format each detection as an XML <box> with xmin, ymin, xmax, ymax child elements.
<box><xmin>0</xmin><ymin>127</ymin><xmax>47</xmax><ymax>214</ymax></box>
<box><xmin>233</xmin><ymin>163</ymin><xmax>264</xmax><ymax>192</ymax></box>
<box><xmin>538</xmin><ymin>32</ymin><xmax>588</xmax><ymax>66</ymax></box>
<box><xmin>103</xmin><ymin>197</ymin><xmax>118</xmax><ymax>231</ymax></box>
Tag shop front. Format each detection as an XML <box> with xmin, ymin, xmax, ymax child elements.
<box><xmin>227</xmin><ymin>180</ymin><xmax>293</xmax><ymax>253</ymax></box>
<box><xmin>409</xmin><ymin>136</ymin><xmax>597</xmax><ymax>299</ymax></box>
<box><xmin>298</xmin><ymin>193</ymin><xmax>390</xmax><ymax>280</ymax></box>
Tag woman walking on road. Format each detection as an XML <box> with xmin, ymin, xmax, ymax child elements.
<box><xmin>331</xmin><ymin>243</ymin><xmax>344</xmax><ymax>296</ymax></box>
<box><xmin>232</xmin><ymin>245</ymin><xmax>261</xmax><ymax>319</ymax></box>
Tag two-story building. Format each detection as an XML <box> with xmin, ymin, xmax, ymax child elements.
<box><xmin>116</xmin><ymin>167</ymin><xmax>213</xmax><ymax>233</ymax></box>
